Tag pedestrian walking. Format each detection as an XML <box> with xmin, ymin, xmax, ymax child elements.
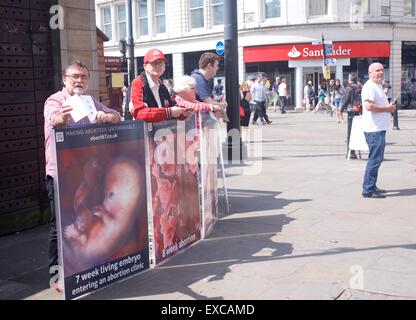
<box><xmin>313</xmin><ymin>84</ymin><xmax>328</xmax><ymax>113</ymax></box>
<box><xmin>278</xmin><ymin>78</ymin><xmax>288</xmax><ymax>114</ymax></box>
<box><xmin>332</xmin><ymin>79</ymin><xmax>346</xmax><ymax>123</ymax></box>
<box><xmin>305</xmin><ymin>81</ymin><xmax>315</xmax><ymax>111</ymax></box>
<box><xmin>272</xmin><ymin>76</ymin><xmax>281</xmax><ymax>112</ymax></box>
<box><xmin>240</xmin><ymin>82</ymin><xmax>252</xmax><ymax>142</ymax></box>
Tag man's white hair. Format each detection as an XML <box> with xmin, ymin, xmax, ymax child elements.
<box><xmin>173</xmin><ymin>75</ymin><xmax>196</xmax><ymax>93</ymax></box>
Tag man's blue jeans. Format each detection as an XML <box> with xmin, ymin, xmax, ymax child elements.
<box><xmin>362</xmin><ymin>131</ymin><xmax>386</xmax><ymax>195</ymax></box>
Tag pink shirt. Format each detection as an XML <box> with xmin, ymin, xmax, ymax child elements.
<box><xmin>175</xmin><ymin>96</ymin><xmax>213</xmax><ymax>112</ymax></box>
<box><xmin>44</xmin><ymin>88</ymin><xmax>120</xmax><ymax>178</ymax></box>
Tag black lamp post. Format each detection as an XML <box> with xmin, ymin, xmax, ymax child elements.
<box><xmin>126</xmin><ymin>0</ymin><xmax>135</xmax><ymax>85</ymax></box>
<box><xmin>224</xmin><ymin>0</ymin><xmax>241</xmax><ymax>161</ymax></box>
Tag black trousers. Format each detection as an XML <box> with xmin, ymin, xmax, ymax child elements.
<box><xmin>46</xmin><ymin>175</ymin><xmax>58</xmax><ymax>279</ymax></box>
<box><xmin>253</xmin><ymin>101</ymin><xmax>270</xmax><ymax>123</ymax></box>
<box><xmin>347</xmin><ymin>111</ymin><xmax>357</xmax><ymax>156</ymax></box>
<box><xmin>279</xmin><ymin>96</ymin><xmax>287</xmax><ymax>112</ymax></box>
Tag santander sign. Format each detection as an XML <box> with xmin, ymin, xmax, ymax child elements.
<box><xmin>289</xmin><ymin>45</ymin><xmax>352</xmax><ymax>59</ymax></box>
<box><xmin>244</xmin><ymin>42</ymin><xmax>391</xmax><ymax>63</ymax></box>
<box><xmin>288</xmin><ymin>46</ymin><xmax>302</xmax><ymax>58</ymax></box>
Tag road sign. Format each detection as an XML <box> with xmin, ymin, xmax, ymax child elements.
<box><xmin>323</xmin><ymin>65</ymin><xmax>331</xmax><ymax>80</ymax></box>
<box><xmin>216</xmin><ymin>41</ymin><xmax>224</xmax><ymax>55</ymax></box>
<box><xmin>324</xmin><ymin>44</ymin><xmax>333</xmax><ymax>55</ymax></box>
<box><xmin>312</xmin><ymin>40</ymin><xmax>333</xmax><ymax>45</ymax></box>
<box><xmin>324</xmin><ymin>58</ymin><xmax>337</xmax><ymax>66</ymax></box>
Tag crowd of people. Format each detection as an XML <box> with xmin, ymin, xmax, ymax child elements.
<box><xmin>44</xmin><ymin>46</ymin><xmax>398</xmax><ymax>293</ymax></box>
<box><xmin>44</xmin><ymin>50</ymin><xmax>229</xmax><ymax>292</ymax></box>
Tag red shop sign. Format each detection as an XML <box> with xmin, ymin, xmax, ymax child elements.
<box><xmin>244</xmin><ymin>42</ymin><xmax>390</xmax><ymax>63</ymax></box>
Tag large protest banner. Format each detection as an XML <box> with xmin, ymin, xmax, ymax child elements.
<box><xmin>53</xmin><ymin>121</ymin><xmax>149</xmax><ymax>299</ymax></box>
<box><xmin>199</xmin><ymin>113</ymin><xmax>219</xmax><ymax>237</ymax></box>
<box><xmin>147</xmin><ymin>116</ymin><xmax>201</xmax><ymax>265</ymax></box>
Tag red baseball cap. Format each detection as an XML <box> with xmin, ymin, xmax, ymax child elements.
<box><xmin>144</xmin><ymin>48</ymin><xmax>167</xmax><ymax>64</ymax></box>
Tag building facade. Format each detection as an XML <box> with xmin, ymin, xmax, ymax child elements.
<box><xmin>95</xmin><ymin>0</ymin><xmax>416</xmax><ymax>109</ymax></box>
<box><xmin>0</xmin><ymin>0</ymin><xmax>107</xmax><ymax>236</ymax></box>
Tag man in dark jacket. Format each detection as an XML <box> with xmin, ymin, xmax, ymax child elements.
<box><xmin>341</xmin><ymin>74</ymin><xmax>361</xmax><ymax>159</ymax></box>
<box><xmin>131</xmin><ymin>48</ymin><xmax>189</xmax><ymax>122</ymax></box>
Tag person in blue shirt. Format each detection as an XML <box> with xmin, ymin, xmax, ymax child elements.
<box><xmin>191</xmin><ymin>52</ymin><xmax>228</xmax><ymax>121</ymax></box>
<box><xmin>313</xmin><ymin>84</ymin><xmax>328</xmax><ymax>113</ymax></box>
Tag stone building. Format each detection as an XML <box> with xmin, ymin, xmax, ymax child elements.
<box><xmin>95</xmin><ymin>0</ymin><xmax>416</xmax><ymax>109</ymax></box>
<box><xmin>0</xmin><ymin>0</ymin><xmax>110</xmax><ymax>235</ymax></box>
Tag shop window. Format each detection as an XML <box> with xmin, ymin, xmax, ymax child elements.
<box><xmin>351</xmin><ymin>0</ymin><xmax>370</xmax><ymax>15</ymax></box>
<box><xmin>309</xmin><ymin>0</ymin><xmax>328</xmax><ymax>16</ymax></box>
<box><xmin>212</xmin><ymin>0</ymin><xmax>223</xmax><ymax>25</ymax></box>
<box><xmin>136</xmin><ymin>56</ymin><xmax>145</xmax><ymax>76</ymax></box>
<box><xmin>117</xmin><ymin>4</ymin><xmax>127</xmax><ymax>40</ymax></box>
<box><xmin>404</xmin><ymin>0</ymin><xmax>416</xmax><ymax>16</ymax></box>
<box><xmin>402</xmin><ymin>43</ymin><xmax>416</xmax><ymax>108</ymax></box>
<box><xmin>138</xmin><ymin>0</ymin><xmax>149</xmax><ymax>36</ymax></box>
<box><xmin>183</xmin><ymin>50</ymin><xmax>223</xmax><ymax>76</ymax></box>
<box><xmin>102</xmin><ymin>7</ymin><xmax>112</xmax><ymax>41</ymax></box>
<box><xmin>265</xmin><ymin>0</ymin><xmax>281</xmax><ymax>19</ymax></box>
<box><xmin>244</xmin><ymin>61</ymin><xmax>293</xmax><ymax>104</ymax></box>
<box><xmin>344</xmin><ymin>58</ymin><xmax>389</xmax><ymax>85</ymax></box>
<box><xmin>155</xmin><ymin>0</ymin><xmax>166</xmax><ymax>34</ymax></box>
<box><xmin>190</xmin><ymin>0</ymin><xmax>204</xmax><ymax>29</ymax></box>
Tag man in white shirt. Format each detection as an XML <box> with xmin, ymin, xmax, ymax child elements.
<box><xmin>278</xmin><ymin>78</ymin><xmax>288</xmax><ymax>114</ymax></box>
<box><xmin>361</xmin><ymin>62</ymin><xmax>396</xmax><ymax>198</ymax></box>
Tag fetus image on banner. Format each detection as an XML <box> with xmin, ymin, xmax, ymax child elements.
<box><xmin>60</xmin><ymin>147</ymin><xmax>147</xmax><ymax>275</ymax></box>
<box><xmin>149</xmin><ymin>124</ymin><xmax>201</xmax><ymax>264</ymax></box>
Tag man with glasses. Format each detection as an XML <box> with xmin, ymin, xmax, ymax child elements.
<box><xmin>43</xmin><ymin>60</ymin><xmax>121</xmax><ymax>292</ymax></box>
<box><xmin>131</xmin><ymin>48</ymin><xmax>189</xmax><ymax>122</ymax></box>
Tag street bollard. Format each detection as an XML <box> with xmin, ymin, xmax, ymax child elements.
<box><xmin>346</xmin><ymin>111</ymin><xmax>357</xmax><ymax>159</ymax></box>
<box><xmin>393</xmin><ymin>107</ymin><xmax>400</xmax><ymax>130</ymax></box>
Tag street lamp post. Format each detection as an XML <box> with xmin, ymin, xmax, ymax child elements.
<box><xmin>126</xmin><ymin>0</ymin><xmax>135</xmax><ymax>85</ymax></box>
<box><xmin>224</xmin><ymin>0</ymin><xmax>241</xmax><ymax>162</ymax></box>
<box><xmin>321</xmin><ymin>35</ymin><xmax>332</xmax><ymax>117</ymax></box>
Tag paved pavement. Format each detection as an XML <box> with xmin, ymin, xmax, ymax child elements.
<box><xmin>1</xmin><ymin>109</ymin><xmax>416</xmax><ymax>300</ymax></box>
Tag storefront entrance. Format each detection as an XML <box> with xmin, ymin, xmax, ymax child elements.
<box><xmin>304</xmin><ymin>68</ymin><xmax>335</xmax><ymax>93</ymax></box>
<box><xmin>244</xmin><ymin>41</ymin><xmax>390</xmax><ymax>110</ymax></box>
<box><xmin>290</xmin><ymin>61</ymin><xmax>347</xmax><ymax>110</ymax></box>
